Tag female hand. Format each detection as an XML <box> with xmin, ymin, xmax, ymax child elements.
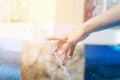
<box><xmin>47</xmin><ymin>27</ymin><xmax>89</xmax><ymax>61</ymax></box>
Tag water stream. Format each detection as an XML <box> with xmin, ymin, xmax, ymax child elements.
<box><xmin>54</xmin><ymin>52</ymin><xmax>72</xmax><ymax>80</ymax></box>
<box><xmin>30</xmin><ymin>23</ymin><xmax>73</xmax><ymax>80</ymax></box>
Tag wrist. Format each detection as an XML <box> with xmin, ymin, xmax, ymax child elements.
<box><xmin>82</xmin><ymin>19</ymin><xmax>95</xmax><ymax>35</ymax></box>
<box><xmin>81</xmin><ymin>23</ymin><xmax>91</xmax><ymax>35</ymax></box>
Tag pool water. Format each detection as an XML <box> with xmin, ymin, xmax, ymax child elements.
<box><xmin>85</xmin><ymin>45</ymin><xmax>120</xmax><ymax>80</ymax></box>
<box><xmin>0</xmin><ymin>50</ymin><xmax>21</xmax><ymax>80</ymax></box>
<box><xmin>1</xmin><ymin>38</ymin><xmax>120</xmax><ymax>80</ymax></box>
<box><xmin>0</xmin><ymin>39</ymin><xmax>22</xmax><ymax>80</ymax></box>
<box><xmin>0</xmin><ymin>64</ymin><xmax>20</xmax><ymax>80</ymax></box>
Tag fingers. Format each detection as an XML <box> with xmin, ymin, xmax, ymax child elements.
<box><xmin>62</xmin><ymin>42</ymin><xmax>70</xmax><ymax>54</ymax></box>
<box><xmin>54</xmin><ymin>41</ymin><xmax>64</xmax><ymax>52</ymax></box>
<box><xmin>47</xmin><ymin>35</ymin><xmax>67</xmax><ymax>54</ymax></box>
<box><xmin>47</xmin><ymin>35</ymin><xmax>76</xmax><ymax>61</ymax></box>
<box><xmin>53</xmin><ymin>41</ymin><xmax>75</xmax><ymax>61</ymax></box>
<box><xmin>51</xmin><ymin>46</ymin><xmax>58</xmax><ymax>55</ymax></box>
<box><xmin>62</xmin><ymin>53</ymin><xmax>67</xmax><ymax>62</ymax></box>
<box><xmin>47</xmin><ymin>36</ymin><xmax>67</xmax><ymax>42</ymax></box>
<box><xmin>69</xmin><ymin>44</ymin><xmax>76</xmax><ymax>58</ymax></box>
<box><xmin>60</xmin><ymin>42</ymin><xmax>70</xmax><ymax>61</ymax></box>
<box><xmin>52</xmin><ymin>40</ymin><xmax>66</xmax><ymax>56</ymax></box>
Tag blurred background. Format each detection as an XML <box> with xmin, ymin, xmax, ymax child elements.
<box><xmin>0</xmin><ymin>0</ymin><xmax>120</xmax><ymax>80</ymax></box>
<box><xmin>0</xmin><ymin>0</ymin><xmax>85</xmax><ymax>24</ymax></box>
<box><xmin>0</xmin><ymin>0</ymin><xmax>85</xmax><ymax>80</ymax></box>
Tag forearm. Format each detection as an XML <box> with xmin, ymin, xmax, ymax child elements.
<box><xmin>83</xmin><ymin>3</ymin><xmax>120</xmax><ymax>34</ymax></box>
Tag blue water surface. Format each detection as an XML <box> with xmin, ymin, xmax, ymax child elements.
<box><xmin>0</xmin><ymin>64</ymin><xmax>20</xmax><ymax>80</ymax></box>
<box><xmin>85</xmin><ymin>45</ymin><xmax>120</xmax><ymax>80</ymax></box>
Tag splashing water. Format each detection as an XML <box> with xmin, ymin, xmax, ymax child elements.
<box><xmin>54</xmin><ymin>52</ymin><xmax>72</xmax><ymax>80</ymax></box>
<box><xmin>28</xmin><ymin>22</ymin><xmax>72</xmax><ymax>80</ymax></box>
